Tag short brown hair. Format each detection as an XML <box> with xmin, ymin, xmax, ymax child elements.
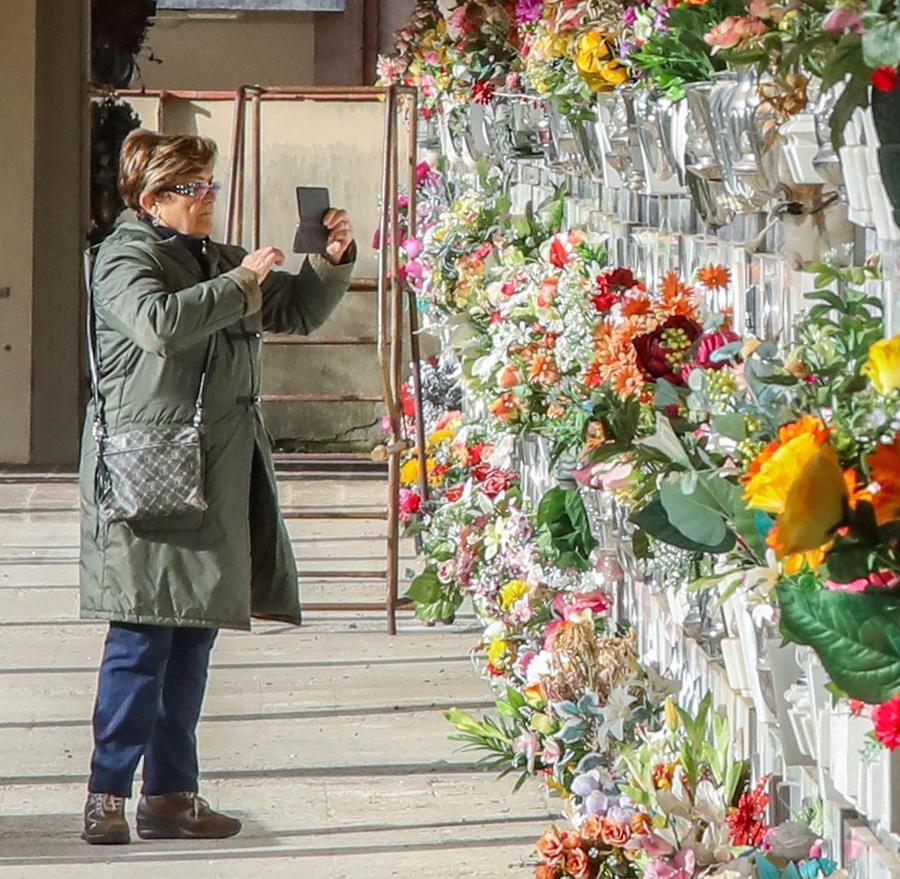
<box><xmin>119</xmin><ymin>129</ymin><xmax>218</xmax><ymax>217</ymax></box>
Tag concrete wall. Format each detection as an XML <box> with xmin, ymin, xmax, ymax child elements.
<box><xmin>0</xmin><ymin>0</ymin><xmax>85</xmax><ymax>466</ymax></box>
<box><xmin>138</xmin><ymin>11</ymin><xmax>317</xmax><ymax>89</ymax></box>
<box><xmin>0</xmin><ymin>1</ymin><xmax>37</xmax><ymax>464</ymax></box>
<box><xmin>31</xmin><ymin>0</ymin><xmax>88</xmax><ymax>464</ymax></box>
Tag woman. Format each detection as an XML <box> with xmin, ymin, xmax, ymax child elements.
<box><xmin>79</xmin><ymin>129</ymin><xmax>356</xmax><ymax>844</ymax></box>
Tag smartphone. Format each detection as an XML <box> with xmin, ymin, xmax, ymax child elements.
<box><xmin>292</xmin><ymin>186</ymin><xmax>330</xmax><ymax>254</ymax></box>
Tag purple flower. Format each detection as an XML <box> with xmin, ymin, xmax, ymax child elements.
<box><xmin>584</xmin><ymin>790</ymin><xmax>610</xmax><ymax>815</ymax></box>
<box><xmin>515</xmin><ymin>0</ymin><xmax>544</xmax><ymax>24</ymax></box>
<box><xmin>571</xmin><ymin>774</ymin><xmax>600</xmax><ymax>798</ymax></box>
<box><xmin>623</xmin><ymin>7</ymin><xmax>637</xmax><ymax>24</ymax></box>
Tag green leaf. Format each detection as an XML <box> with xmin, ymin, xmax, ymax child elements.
<box><xmin>405</xmin><ymin>568</ymin><xmax>442</xmax><ymax>604</ymax></box>
<box><xmin>631</xmin><ymin>498</ymin><xmax>736</xmax><ymax>554</ymax></box>
<box><xmin>660</xmin><ymin>476</ymin><xmax>728</xmax><ymax>547</ymax></box>
<box><xmin>777</xmin><ymin>582</ymin><xmax>900</xmax><ymax>703</ymax></box>
<box><xmin>537</xmin><ymin>487</ymin><xmax>597</xmax><ymax>568</ymax></box>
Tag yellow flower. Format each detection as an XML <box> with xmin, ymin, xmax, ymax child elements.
<box><xmin>486</xmin><ymin>637</ymin><xmax>511</xmax><ymax>667</ymax></box>
<box><xmin>427</xmin><ymin>428</ymin><xmax>455</xmax><ymax>447</ymax></box>
<box><xmin>499</xmin><ymin>578</ymin><xmax>530</xmax><ymax>610</ymax></box>
<box><xmin>743</xmin><ymin>416</ymin><xmax>831</xmax><ymax>515</ymax></box>
<box><xmin>575</xmin><ymin>32</ymin><xmax>628</xmax><ymax>90</ymax></box>
<box><xmin>598</xmin><ymin>59</ymin><xmax>628</xmax><ymax>87</ymax></box>
<box><xmin>768</xmin><ymin>444</ymin><xmax>846</xmax><ymax>558</ymax></box>
<box><xmin>780</xmin><ymin>546</ymin><xmax>828</xmax><ymax>575</ymax></box>
<box><xmin>399</xmin><ymin>455</ymin><xmax>436</xmax><ymax>487</ymax></box>
<box><xmin>575</xmin><ymin>31</ymin><xmax>611</xmax><ymax>77</ymax></box>
<box><xmin>664</xmin><ymin>697</ymin><xmax>678</xmax><ymax>731</ymax></box>
<box><xmin>863</xmin><ymin>336</ymin><xmax>900</xmax><ymax>394</ymax></box>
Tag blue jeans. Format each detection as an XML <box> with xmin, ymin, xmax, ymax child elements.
<box><xmin>88</xmin><ymin>622</ymin><xmax>218</xmax><ymax>797</ymax></box>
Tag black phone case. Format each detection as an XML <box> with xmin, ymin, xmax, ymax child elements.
<box><xmin>292</xmin><ymin>186</ymin><xmax>330</xmax><ymax>254</ymax></box>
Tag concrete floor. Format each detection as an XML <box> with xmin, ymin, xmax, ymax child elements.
<box><xmin>0</xmin><ymin>476</ymin><xmax>553</xmax><ymax>878</ymax></box>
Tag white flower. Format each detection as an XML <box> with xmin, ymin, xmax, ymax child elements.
<box><xmin>526</xmin><ymin>650</ymin><xmax>555</xmax><ymax>684</ymax></box>
<box><xmin>597</xmin><ymin>685</ymin><xmax>635</xmax><ymax>741</ymax></box>
<box><xmin>765</xmin><ymin>821</ymin><xmax>817</xmax><ymax>862</ymax></box>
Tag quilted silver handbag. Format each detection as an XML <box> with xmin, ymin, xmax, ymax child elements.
<box><xmin>84</xmin><ymin>248</ymin><xmax>214</xmax><ymax>525</ymax></box>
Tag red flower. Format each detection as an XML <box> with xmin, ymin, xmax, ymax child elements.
<box><xmin>633</xmin><ymin>315</ymin><xmax>703</xmax><ymax>384</ymax></box>
<box><xmin>872</xmin><ymin>67</ymin><xmax>898</xmax><ymax>92</ymax></box>
<box><xmin>549</xmin><ymin>237</ymin><xmax>569</xmax><ymax>268</ymax></box>
<box><xmin>398</xmin><ymin>488</ymin><xmax>421</xmax><ymax>522</ymax></box>
<box><xmin>466</xmin><ymin>443</ymin><xmax>485</xmax><ymax>467</ymax></box>
<box><xmin>873</xmin><ymin>695</ymin><xmax>900</xmax><ymax>749</ymax></box>
<box><xmin>727</xmin><ymin>777</ymin><xmax>770</xmax><ymax>846</ymax></box>
<box><xmin>606</xmin><ymin>267</ymin><xmax>637</xmax><ymax>288</ymax></box>
<box><xmin>399</xmin><ymin>382</ymin><xmax>416</xmax><ymax>418</ymax></box>
<box><xmin>471</xmin><ymin>80</ymin><xmax>497</xmax><ymax>104</ymax></box>
<box><xmin>444</xmin><ymin>485</ymin><xmax>464</xmax><ymax>502</ymax></box>
<box><xmin>592</xmin><ymin>289</ymin><xmax>618</xmax><ymax>312</ymax></box>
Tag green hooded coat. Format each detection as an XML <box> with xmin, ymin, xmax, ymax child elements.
<box><xmin>79</xmin><ymin>220</ymin><xmax>353</xmax><ymax>630</ymax></box>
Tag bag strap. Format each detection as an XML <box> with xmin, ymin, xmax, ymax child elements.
<box><xmin>83</xmin><ymin>246</ymin><xmax>217</xmax><ymax>436</ymax></box>
<box><xmin>83</xmin><ymin>246</ymin><xmax>105</xmax><ymax>440</ymax></box>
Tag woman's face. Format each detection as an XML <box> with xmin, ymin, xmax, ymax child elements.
<box><xmin>145</xmin><ymin>167</ymin><xmax>218</xmax><ymax>238</ymax></box>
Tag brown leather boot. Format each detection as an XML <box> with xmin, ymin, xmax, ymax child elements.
<box><xmin>136</xmin><ymin>792</ymin><xmax>241</xmax><ymax>840</ymax></box>
<box><xmin>82</xmin><ymin>793</ymin><xmax>130</xmax><ymax>845</ymax></box>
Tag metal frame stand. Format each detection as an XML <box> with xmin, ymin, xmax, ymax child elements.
<box><xmin>113</xmin><ymin>84</ymin><xmax>429</xmax><ymax>634</ymax></box>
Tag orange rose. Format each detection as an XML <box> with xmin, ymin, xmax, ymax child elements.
<box><xmin>537</xmin><ymin>828</ymin><xmax>564</xmax><ymax>863</ymax></box>
<box><xmin>581</xmin><ymin>815</ymin><xmax>604</xmax><ymax>843</ymax></box>
<box><xmin>560</xmin><ymin>830</ymin><xmax>583</xmax><ymax>851</ymax></box>
<box><xmin>535</xmin><ymin>865</ymin><xmax>560</xmax><ymax>879</ymax></box>
<box><xmin>564</xmin><ymin>848</ymin><xmax>593</xmax><ymax>879</ymax></box>
<box><xmin>600</xmin><ymin>817</ymin><xmax>632</xmax><ymax>847</ymax></box>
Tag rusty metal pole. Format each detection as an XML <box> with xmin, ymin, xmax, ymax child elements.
<box><xmin>226</xmin><ymin>87</ymin><xmax>246</xmax><ymax>245</ymax></box>
<box><xmin>377</xmin><ymin>87</ymin><xmax>400</xmax><ymax>437</ymax></box>
<box><xmin>385</xmin><ymin>91</ymin><xmax>404</xmax><ymax>636</ymax></box>
<box><xmin>249</xmin><ymin>87</ymin><xmax>262</xmax><ymax>250</ymax></box>
<box><xmin>404</xmin><ymin>93</ymin><xmax>430</xmax><ymax>507</ymax></box>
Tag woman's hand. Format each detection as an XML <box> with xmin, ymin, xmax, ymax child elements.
<box><xmin>241</xmin><ymin>246</ymin><xmax>285</xmax><ymax>284</ymax></box>
<box><xmin>323</xmin><ymin>209</ymin><xmax>355</xmax><ymax>264</ymax></box>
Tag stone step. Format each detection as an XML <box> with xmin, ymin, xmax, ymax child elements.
<box><xmin>0</xmin><ymin>659</ymin><xmax>490</xmax><ymax>725</ymax></box>
<box><xmin>0</xmin><ymin>624</ymin><xmax>479</xmax><ymax>669</ymax></box>
<box><xmin>0</xmin><ymin>706</ymin><xmax>491</xmax><ymax>783</ymax></box>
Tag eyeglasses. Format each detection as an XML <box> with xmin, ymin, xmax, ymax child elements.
<box><xmin>162</xmin><ymin>180</ymin><xmax>222</xmax><ymax>199</ymax></box>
